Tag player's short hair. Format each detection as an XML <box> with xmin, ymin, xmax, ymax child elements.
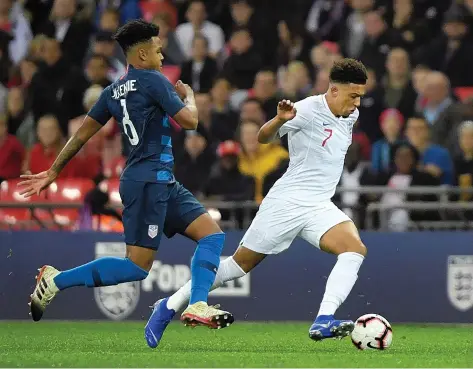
<box><xmin>329</xmin><ymin>58</ymin><xmax>368</xmax><ymax>85</ymax></box>
<box><xmin>113</xmin><ymin>19</ymin><xmax>160</xmax><ymax>54</ymax></box>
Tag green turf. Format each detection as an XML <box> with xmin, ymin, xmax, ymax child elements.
<box><xmin>0</xmin><ymin>321</ymin><xmax>471</xmax><ymax>367</ymax></box>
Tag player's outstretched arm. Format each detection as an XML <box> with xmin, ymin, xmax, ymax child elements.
<box><xmin>258</xmin><ymin>100</ymin><xmax>297</xmax><ymax>144</ymax></box>
<box><xmin>18</xmin><ymin>117</ymin><xmax>102</xmax><ymax>197</ymax></box>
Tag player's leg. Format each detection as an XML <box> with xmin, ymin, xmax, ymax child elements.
<box><xmin>299</xmin><ymin>203</ymin><xmax>366</xmax><ymax>340</ymax></box>
<box><xmin>30</xmin><ymin>181</ymin><xmax>165</xmax><ymax>322</ymax></box>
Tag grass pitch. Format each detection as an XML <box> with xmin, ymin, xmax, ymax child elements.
<box><xmin>0</xmin><ymin>321</ymin><xmax>471</xmax><ymax>367</ymax></box>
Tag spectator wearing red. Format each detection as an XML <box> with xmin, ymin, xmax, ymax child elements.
<box><xmin>25</xmin><ymin>115</ymin><xmax>81</xmax><ymax>178</ymax></box>
<box><xmin>0</xmin><ymin>114</ymin><xmax>24</xmax><ymax>182</ymax></box>
<box><xmin>371</xmin><ymin>108</ymin><xmax>405</xmax><ymax>174</ymax></box>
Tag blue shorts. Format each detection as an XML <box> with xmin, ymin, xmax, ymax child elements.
<box><xmin>119</xmin><ymin>181</ymin><xmax>207</xmax><ymax>250</ymax></box>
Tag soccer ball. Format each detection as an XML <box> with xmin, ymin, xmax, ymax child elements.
<box><xmin>351</xmin><ymin>314</ymin><xmax>393</xmax><ymax>350</ymax></box>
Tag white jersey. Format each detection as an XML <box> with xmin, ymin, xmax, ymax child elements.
<box><xmin>265</xmin><ymin>94</ymin><xmax>359</xmax><ymax>206</ymax></box>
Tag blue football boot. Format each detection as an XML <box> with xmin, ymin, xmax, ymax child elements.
<box><xmin>308</xmin><ymin>315</ymin><xmax>354</xmax><ymax>341</ymax></box>
<box><xmin>144</xmin><ymin>298</ymin><xmax>175</xmax><ymax>348</ymax></box>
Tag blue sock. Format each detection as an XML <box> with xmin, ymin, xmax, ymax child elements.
<box><xmin>189</xmin><ymin>233</ymin><xmax>225</xmax><ymax>304</ymax></box>
<box><xmin>53</xmin><ymin>257</ymin><xmax>149</xmax><ymax>290</ymax></box>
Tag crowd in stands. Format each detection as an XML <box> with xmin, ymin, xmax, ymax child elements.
<box><xmin>0</xmin><ymin>0</ymin><xmax>473</xmax><ymax>230</ymax></box>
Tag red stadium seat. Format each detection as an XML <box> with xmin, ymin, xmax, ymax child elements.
<box><xmin>46</xmin><ymin>179</ymin><xmax>95</xmax><ymax>227</ymax></box>
<box><xmin>0</xmin><ymin>180</ymin><xmax>44</xmax><ymax>229</ymax></box>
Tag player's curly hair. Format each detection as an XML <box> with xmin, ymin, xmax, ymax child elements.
<box><xmin>113</xmin><ymin>19</ymin><xmax>160</xmax><ymax>54</ymax></box>
<box><xmin>329</xmin><ymin>58</ymin><xmax>367</xmax><ymax>85</ymax></box>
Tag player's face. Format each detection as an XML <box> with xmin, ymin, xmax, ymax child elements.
<box><xmin>146</xmin><ymin>36</ymin><xmax>164</xmax><ymax>71</ymax></box>
<box><xmin>331</xmin><ymin>83</ymin><xmax>366</xmax><ymax>117</ymax></box>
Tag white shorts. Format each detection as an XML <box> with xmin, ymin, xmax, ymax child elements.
<box><xmin>241</xmin><ymin>198</ymin><xmax>352</xmax><ymax>255</ymax></box>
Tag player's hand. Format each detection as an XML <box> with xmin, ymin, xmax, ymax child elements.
<box><xmin>175</xmin><ymin>80</ymin><xmax>193</xmax><ymax>100</ymax></box>
<box><xmin>277</xmin><ymin>99</ymin><xmax>297</xmax><ymax>122</ymax></box>
<box><xmin>17</xmin><ymin>170</ymin><xmax>57</xmax><ymax>198</ymax></box>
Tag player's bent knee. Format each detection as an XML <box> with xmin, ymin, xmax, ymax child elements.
<box><xmin>126</xmin><ymin>245</ymin><xmax>156</xmax><ymax>272</ymax></box>
<box><xmin>232</xmin><ymin>245</ymin><xmax>266</xmax><ymax>273</ymax></box>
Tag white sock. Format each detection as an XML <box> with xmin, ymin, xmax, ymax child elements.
<box><xmin>166</xmin><ymin>257</ymin><xmax>246</xmax><ymax>311</ymax></box>
<box><xmin>317</xmin><ymin>252</ymin><xmax>364</xmax><ymax>317</ymax></box>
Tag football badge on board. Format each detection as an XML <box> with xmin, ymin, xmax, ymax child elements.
<box><xmin>94</xmin><ymin>242</ymin><xmax>140</xmax><ymax>320</ymax></box>
<box><xmin>447</xmin><ymin>255</ymin><xmax>473</xmax><ymax>312</ymax></box>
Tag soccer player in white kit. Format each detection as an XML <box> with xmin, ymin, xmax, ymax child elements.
<box><xmin>145</xmin><ymin>58</ymin><xmax>368</xmax><ymax>346</ymax></box>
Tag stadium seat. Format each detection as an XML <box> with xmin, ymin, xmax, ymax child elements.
<box><xmin>0</xmin><ymin>180</ymin><xmax>44</xmax><ymax>229</ymax></box>
<box><xmin>46</xmin><ymin>179</ymin><xmax>95</xmax><ymax>227</ymax></box>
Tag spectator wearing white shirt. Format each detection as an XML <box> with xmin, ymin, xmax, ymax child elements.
<box><xmin>175</xmin><ymin>0</ymin><xmax>225</xmax><ymax>59</ymax></box>
<box><xmin>0</xmin><ymin>0</ymin><xmax>32</xmax><ymax>65</ymax></box>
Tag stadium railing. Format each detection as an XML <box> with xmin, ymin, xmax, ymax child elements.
<box><xmin>1</xmin><ymin>186</ymin><xmax>472</xmax><ymax>231</ymax></box>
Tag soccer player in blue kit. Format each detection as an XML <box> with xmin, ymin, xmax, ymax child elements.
<box><xmin>19</xmin><ymin>19</ymin><xmax>234</xmax><ymax>346</ymax></box>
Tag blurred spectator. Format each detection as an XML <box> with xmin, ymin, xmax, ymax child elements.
<box><xmin>239</xmin><ymin>98</ymin><xmax>265</xmax><ymax>126</ymax></box>
<box><xmin>431</xmin><ymin>92</ymin><xmax>473</xmax><ymax>155</ymax></box>
<box><xmin>0</xmin><ymin>114</ymin><xmax>24</xmax><ymax>182</ymax></box>
<box><xmin>391</xmin><ymin>0</ymin><xmax>429</xmax><ymax>51</ymax></box>
<box><xmin>305</xmin><ymin>0</ymin><xmax>347</xmax><ymax>43</ymax></box>
<box><xmin>228</xmin><ymin>0</ymin><xmax>276</xmax><ymax>65</ymax></box>
<box><xmin>174</xmin><ymin>131</ymin><xmax>215</xmax><ymax>195</ymax></box>
<box><xmin>375</xmin><ymin>142</ymin><xmax>440</xmax><ymax>231</ymax></box>
<box><xmin>152</xmin><ymin>13</ymin><xmax>185</xmax><ymax>66</ymax></box>
<box><xmin>357</xmin><ymin>68</ymin><xmax>384</xmax><ymax>143</ymax></box>
<box><xmin>222</xmin><ymin>28</ymin><xmax>262</xmax><ymax>90</ymax></box>
<box><xmin>371</xmin><ymin>108</ymin><xmax>404</xmax><ymax>174</ymax></box>
<box><xmin>411</xmin><ymin>64</ymin><xmax>430</xmax><ymax>112</ymax></box>
<box><xmin>414</xmin><ymin>6</ymin><xmax>473</xmax><ymax>87</ymax></box>
<box><xmin>38</xmin><ymin>0</ymin><xmax>93</xmax><ymax>68</ymax></box>
<box><xmin>335</xmin><ymin>140</ymin><xmax>371</xmax><ymax>225</ymax></box>
<box><xmin>277</xmin><ymin>19</ymin><xmax>311</xmax><ymax>69</ymax></box>
<box><xmin>68</xmin><ymin>84</ymin><xmax>118</xmax><ymax>164</ymax></box>
<box><xmin>175</xmin><ymin>0</ymin><xmax>225</xmax><ymax>59</ymax></box>
<box><xmin>420</xmin><ymin>71</ymin><xmax>454</xmax><ymax>126</ymax></box>
<box><xmin>180</xmin><ymin>34</ymin><xmax>218</xmax><ymax>93</ymax></box>
<box><xmin>249</xmin><ymin>70</ymin><xmax>279</xmax><ymax>120</ymax></box>
<box><xmin>24</xmin><ymin>114</ymin><xmax>82</xmax><ymax>177</ymax></box>
<box><xmin>262</xmin><ymin>158</ymin><xmax>289</xmax><ymax>197</ymax></box>
<box><xmin>204</xmin><ymin>140</ymin><xmax>255</xmax><ymax>201</ymax></box>
<box><xmin>96</xmin><ymin>0</ymin><xmax>142</xmax><ymax>26</ymax></box>
<box><xmin>281</xmin><ymin>61</ymin><xmax>312</xmax><ymax>101</ymax></box>
<box><xmin>341</xmin><ymin>0</ymin><xmax>374</xmax><ymax>58</ymax></box>
<box><xmin>84</xmin><ymin>54</ymin><xmax>112</xmax><ymax>88</ymax></box>
<box><xmin>454</xmin><ymin>121</ymin><xmax>473</xmax><ymax>202</ymax></box>
<box><xmin>382</xmin><ymin>48</ymin><xmax>416</xmax><ymax>119</ymax></box>
<box><xmin>406</xmin><ymin>114</ymin><xmax>454</xmax><ymax>185</ymax></box>
<box><xmin>90</xmin><ymin>30</ymin><xmax>126</xmax><ymax>81</ymax></box>
<box><xmin>140</xmin><ymin>0</ymin><xmax>177</xmax><ymax>28</ymax></box>
<box><xmin>237</xmin><ymin>120</ymin><xmax>288</xmax><ymax>203</ymax></box>
<box><xmin>310</xmin><ymin>41</ymin><xmax>340</xmax><ymax>75</ymax></box>
<box><xmin>0</xmin><ymin>0</ymin><xmax>33</xmax><ymax>65</ymax></box>
<box><xmin>98</xmin><ymin>7</ymin><xmax>120</xmax><ymax>33</ymax></box>
<box><xmin>312</xmin><ymin>68</ymin><xmax>330</xmax><ymax>95</ymax></box>
<box><xmin>358</xmin><ymin>9</ymin><xmax>404</xmax><ymax>81</ymax></box>
<box><xmin>209</xmin><ymin>78</ymin><xmax>239</xmax><ymax>142</ymax></box>
<box><xmin>29</xmin><ymin>37</ymin><xmax>84</xmax><ymax>132</ymax></box>
<box><xmin>0</xmin><ymin>30</ymin><xmax>12</xmax><ymax>86</ymax></box>
<box><xmin>6</xmin><ymin>87</ymin><xmax>35</xmax><ymax>148</ymax></box>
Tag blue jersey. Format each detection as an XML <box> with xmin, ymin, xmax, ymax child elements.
<box><xmin>88</xmin><ymin>65</ymin><xmax>185</xmax><ymax>183</ymax></box>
